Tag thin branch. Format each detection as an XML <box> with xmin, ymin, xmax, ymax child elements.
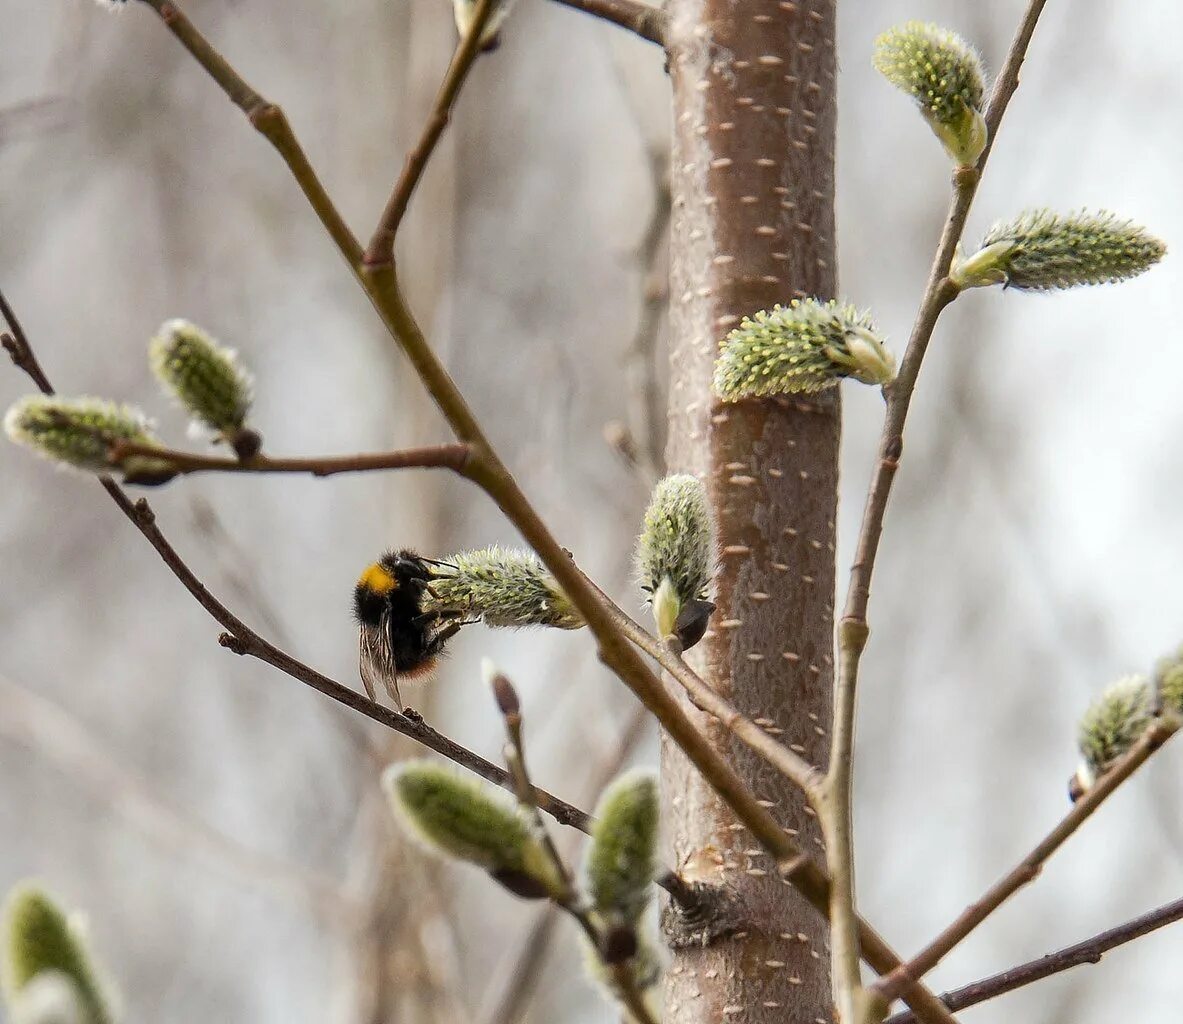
<box><xmin>829</xmin><ymin>5</ymin><xmax>1050</xmax><ymax>1017</ymax></box>
<box><xmin>883</xmin><ymin>893</ymin><xmax>1183</xmax><ymax>1024</ymax></box>
<box><xmin>605</xmin><ymin>602</ymin><xmax>823</xmax><ymax>799</ymax></box>
<box><xmin>548</xmin><ymin>0</ymin><xmax>667</xmax><ymax>46</ymax></box>
<box><xmin>873</xmin><ymin>718</ymin><xmax>1179</xmax><ymax>1003</ymax></box>
<box><xmin>110</xmin><ymin>439</ymin><xmax>473</xmax><ymax>478</ymax></box>
<box><xmin>362</xmin><ymin>0</ymin><xmax>498</xmax><ymax>267</ymax></box>
<box><xmin>826</xmin><ymin>621</ymin><xmax>874</xmax><ymax>1024</ymax></box>
<box><xmin>137</xmin><ymin>0</ymin><xmax>363</xmax><ymax>267</ymax></box>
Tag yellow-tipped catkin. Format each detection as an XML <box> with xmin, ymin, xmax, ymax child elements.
<box><xmin>953</xmin><ymin>210</ymin><xmax>1166</xmax><ymax>291</ymax></box>
<box><xmin>1</xmin><ymin>885</ymin><xmax>114</xmax><ymax>1024</ymax></box>
<box><xmin>873</xmin><ymin>21</ymin><xmax>987</xmax><ymax>166</ymax></box>
<box><xmin>425</xmin><ymin>546</ymin><xmax>583</xmax><ymax>629</ymax></box>
<box><xmin>149</xmin><ymin>319</ymin><xmax>254</xmax><ymax>443</ymax></box>
<box><xmin>3</xmin><ymin>395</ymin><xmax>174</xmax><ymax>484</ymax></box>
<box><xmin>1074</xmin><ymin>675</ymin><xmax>1152</xmax><ymax>796</ymax></box>
<box><xmin>585</xmin><ymin>771</ymin><xmax>659</xmax><ymax>926</ymax></box>
<box><xmin>635</xmin><ymin>475</ymin><xmax>716</xmax><ymax>646</ymax></box>
<box><xmin>713</xmin><ymin>299</ymin><xmax>895</xmax><ymax>401</ymax></box>
<box><xmin>383</xmin><ymin>762</ymin><xmax>560</xmax><ymax>898</ymax></box>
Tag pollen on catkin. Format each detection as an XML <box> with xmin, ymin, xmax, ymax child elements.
<box><xmin>1074</xmin><ymin>675</ymin><xmax>1153</xmax><ymax>796</ymax></box>
<box><xmin>584</xmin><ymin>771</ymin><xmax>659</xmax><ymax>926</ymax></box>
<box><xmin>383</xmin><ymin>762</ymin><xmax>560</xmax><ymax>898</ymax></box>
<box><xmin>713</xmin><ymin>299</ymin><xmax>895</xmax><ymax>401</ymax></box>
<box><xmin>1</xmin><ymin>884</ymin><xmax>114</xmax><ymax>1024</ymax></box>
<box><xmin>425</xmin><ymin>546</ymin><xmax>584</xmax><ymax>630</ymax></box>
<box><xmin>953</xmin><ymin>210</ymin><xmax>1166</xmax><ymax>291</ymax></box>
<box><xmin>873</xmin><ymin>21</ymin><xmax>987</xmax><ymax>166</ymax></box>
<box><xmin>3</xmin><ymin>395</ymin><xmax>174</xmax><ymax>484</ymax></box>
<box><xmin>149</xmin><ymin>320</ymin><xmax>255</xmax><ymax>447</ymax></box>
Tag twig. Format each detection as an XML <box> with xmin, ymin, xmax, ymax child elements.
<box><xmin>137</xmin><ymin>0</ymin><xmax>362</xmax><ymax>266</ymax></box>
<box><xmin>548</xmin><ymin>0</ymin><xmax>667</xmax><ymax>46</ymax></box>
<box><xmin>109</xmin><ymin>439</ymin><xmax>473</xmax><ymax>478</ymax></box>
<box><xmin>362</xmin><ymin>0</ymin><xmax>498</xmax><ymax>267</ymax></box>
<box><xmin>872</xmin><ymin>718</ymin><xmax>1178</xmax><ymax>1003</ymax></box>
<box><xmin>488</xmin><ymin>668</ymin><xmax>658</xmax><ymax>1024</ymax></box>
<box><xmin>882</xmin><ymin>893</ymin><xmax>1183</xmax><ymax>1024</ymax></box>
<box><xmin>598</xmin><ymin>590</ymin><xmax>823</xmax><ymax>800</ymax></box>
<box><xmin>830</xmin><ymin>4</ymin><xmax>1050</xmax><ymax>1017</ymax></box>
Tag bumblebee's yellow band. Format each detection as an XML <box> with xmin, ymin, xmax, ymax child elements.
<box><xmin>358</xmin><ymin>562</ymin><xmax>398</xmax><ymax>595</ymax></box>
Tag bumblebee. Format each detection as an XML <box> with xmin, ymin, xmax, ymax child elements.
<box><xmin>353</xmin><ymin>550</ymin><xmax>467</xmax><ymax>711</ymax></box>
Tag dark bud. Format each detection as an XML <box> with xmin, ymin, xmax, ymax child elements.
<box><xmin>231</xmin><ymin>427</ymin><xmax>263</xmax><ymax>461</ymax></box>
<box><xmin>675</xmin><ymin>598</ymin><xmax>715</xmax><ymax>651</ymax></box>
<box><xmin>489</xmin><ymin>868</ymin><xmax>552</xmax><ymax>900</ymax></box>
<box><xmin>1067</xmin><ymin>773</ymin><xmax>1085</xmax><ymax>804</ymax></box>
<box><xmin>600</xmin><ymin>922</ymin><xmax>639</xmax><ymax>964</ymax></box>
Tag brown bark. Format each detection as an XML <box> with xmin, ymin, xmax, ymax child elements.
<box><xmin>662</xmin><ymin>1</ymin><xmax>838</xmax><ymax>1022</ymax></box>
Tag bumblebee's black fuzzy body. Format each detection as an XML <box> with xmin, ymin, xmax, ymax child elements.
<box><xmin>354</xmin><ymin>549</ymin><xmax>462</xmax><ymax>709</ymax></box>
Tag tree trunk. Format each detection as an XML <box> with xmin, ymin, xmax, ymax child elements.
<box><xmin>662</xmin><ymin>1</ymin><xmax>839</xmax><ymax>1021</ymax></box>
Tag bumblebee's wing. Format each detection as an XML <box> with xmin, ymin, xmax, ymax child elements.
<box><xmin>359</xmin><ymin>610</ymin><xmax>403</xmax><ymax>709</ymax></box>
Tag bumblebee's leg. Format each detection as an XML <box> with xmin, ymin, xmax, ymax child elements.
<box><xmin>423</xmin><ymin>618</ymin><xmax>470</xmax><ymax>656</ymax></box>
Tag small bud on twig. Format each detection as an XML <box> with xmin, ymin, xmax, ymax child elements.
<box><xmin>2</xmin><ymin>884</ymin><xmax>114</xmax><ymax>1024</ymax></box>
<box><xmin>585</xmin><ymin>770</ymin><xmax>659</xmax><ymax>926</ymax></box>
<box><xmin>382</xmin><ymin>762</ymin><xmax>561</xmax><ymax>898</ymax></box>
<box><xmin>713</xmin><ymin>299</ymin><xmax>895</xmax><ymax>401</ymax></box>
<box><xmin>952</xmin><ymin>210</ymin><xmax>1166</xmax><ymax>291</ymax></box>
<box><xmin>873</xmin><ymin>21</ymin><xmax>987</xmax><ymax>166</ymax></box>
<box><xmin>636</xmin><ymin>475</ymin><xmax>716</xmax><ymax>646</ymax></box>
<box><xmin>452</xmin><ymin>0</ymin><xmax>515</xmax><ymax>50</ymax></box>
<box><xmin>482</xmin><ymin>657</ymin><xmax>521</xmax><ymax>718</ymax></box>
<box><xmin>426</xmin><ymin>546</ymin><xmax>584</xmax><ymax>629</ymax></box>
<box><xmin>149</xmin><ymin>319</ymin><xmax>257</xmax><ymax>453</ymax></box>
<box><xmin>4</xmin><ymin>396</ymin><xmax>175</xmax><ymax>485</ymax></box>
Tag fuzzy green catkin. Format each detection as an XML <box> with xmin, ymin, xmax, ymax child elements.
<box><xmin>873</xmin><ymin>21</ymin><xmax>987</xmax><ymax>166</ymax></box>
<box><xmin>149</xmin><ymin>320</ymin><xmax>254</xmax><ymax>438</ymax></box>
<box><xmin>383</xmin><ymin>763</ymin><xmax>559</xmax><ymax>897</ymax></box>
<box><xmin>953</xmin><ymin>210</ymin><xmax>1166</xmax><ymax>291</ymax></box>
<box><xmin>585</xmin><ymin>771</ymin><xmax>659</xmax><ymax>925</ymax></box>
<box><xmin>635</xmin><ymin>475</ymin><xmax>715</xmax><ymax>640</ymax></box>
<box><xmin>713</xmin><ymin>299</ymin><xmax>895</xmax><ymax>401</ymax></box>
<box><xmin>426</xmin><ymin>546</ymin><xmax>584</xmax><ymax>629</ymax></box>
<box><xmin>1075</xmin><ymin>675</ymin><xmax>1153</xmax><ymax>794</ymax></box>
<box><xmin>3</xmin><ymin>396</ymin><xmax>172</xmax><ymax>483</ymax></box>
<box><xmin>1</xmin><ymin>885</ymin><xmax>113</xmax><ymax>1024</ymax></box>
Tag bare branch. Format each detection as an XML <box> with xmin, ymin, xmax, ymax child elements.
<box><xmin>873</xmin><ymin>718</ymin><xmax>1179</xmax><ymax>1003</ymax></box>
<box><xmin>362</xmin><ymin>0</ymin><xmax>498</xmax><ymax>267</ymax></box>
<box><xmin>883</xmin><ymin>893</ymin><xmax>1183</xmax><ymax>1024</ymax></box>
<box><xmin>110</xmin><ymin>439</ymin><xmax>473</xmax><ymax>479</ymax></box>
<box><xmin>549</xmin><ymin>0</ymin><xmax>667</xmax><ymax>46</ymax></box>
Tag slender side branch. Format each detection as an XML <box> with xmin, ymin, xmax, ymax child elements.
<box><xmin>109</xmin><ymin>439</ymin><xmax>473</xmax><ymax>478</ymax></box>
<box><xmin>873</xmin><ymin>718</ymin><xmax>1179</xmax><ymax>1002</ymax></box>
<box><xmin>883</xmin><ymin>893</ymin><xmax>1183</xmax><ymax>1024</ymax></box>
<box><xmin>548</xmin><ymin>0</ymin><xmax>667</xmax><ymax>46</ymax></box>
<box><xmin>828</xmin><ymin>8</ymin><xmax>1050</xmax><ymax>1016</ymax></box>
<box><xmin>362</xmin><ymin>0</ymin><xmax>498</xmax><ymax>267</ymax></box>
<box><xmin>601</xmin><ymin>590</ymin><xmax>824</xmax><ymax>799</ymax></box>
<box><xmin>138</xmin><ymin>0</ymin><xmax>362</xmax><ymax>267</ymax></box>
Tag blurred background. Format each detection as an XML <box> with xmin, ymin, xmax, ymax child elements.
<box><xmin>1</xmin><ymin>0</ymin><xmax>1180</xmax><ymax>1020</ymax></box>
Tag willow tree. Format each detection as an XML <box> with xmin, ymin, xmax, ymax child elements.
<box><xmin>3</xmin><ymin>1</ymin><xmax>1179</xmax><ymax>1023</ymax></box>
